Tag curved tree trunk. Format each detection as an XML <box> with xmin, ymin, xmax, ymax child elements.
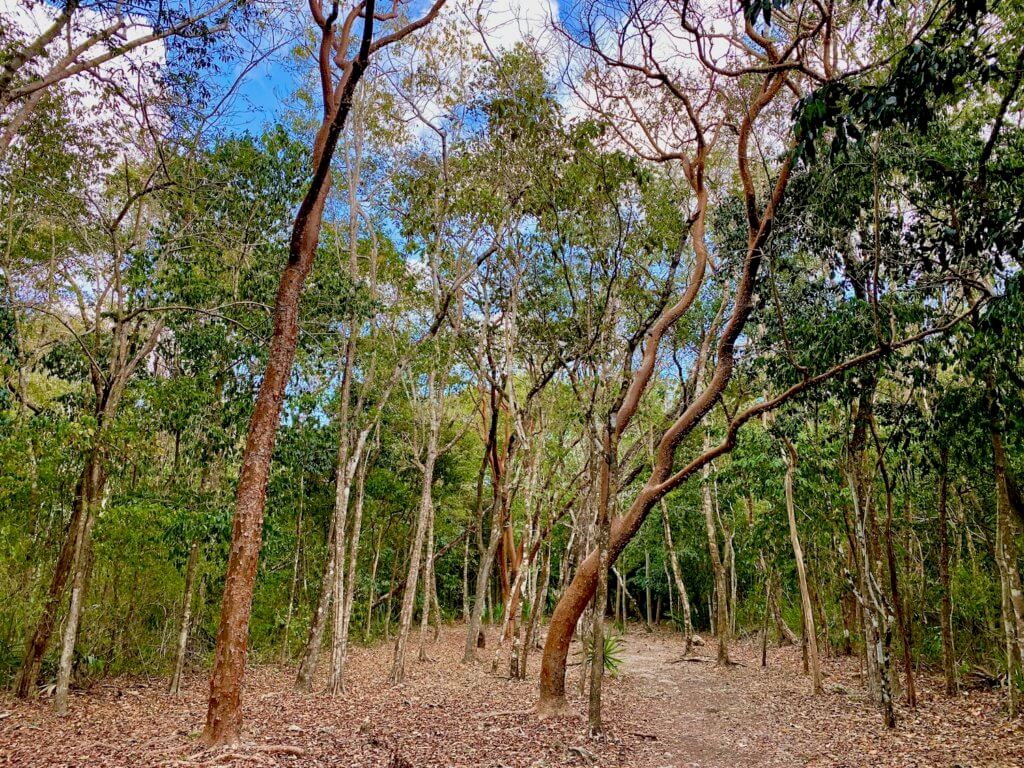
<box><xmin>536</xmin><ymin>132</ymin><xmax>794</xmax><ymax>711</ymax></box>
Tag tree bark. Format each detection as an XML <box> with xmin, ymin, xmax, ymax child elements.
<box><xmin>662</xmin><ymin>499</ymin><xmax>694</xmax><ymax>651</ymax></box>
<box><xmin>937</xmin><ymin>447</ymin><xmax>956</xmax><ymax>696</ymax></box>
<box><xmin>391</xmin><ymin>383</ymin><xmax>439</xmax><ymax>684</ymax></box>
<box><xmin>280</xmin><ymin>476</ymin><xmax>304</xmax><ymax>664</ymax></box>
<box><xmin>53</xmin><ymin>473</ymin><xmax>102</xmax><ymax>714</ymax></box>
<box><xmin>14</xmin><ymin>501</ymin><xmax>80</xmax><ymax>698</ymax></box>
<box><xmin>783</xmin><ymin>440</ymin><xmax>821</xmax><ymax>694</ymax></box>
<box><xmin>532</xmin><ymin>44</ymin><xmax>816</xmax><ymax>712</ymax></box>
<box><xmin>878</xmin><ymin>448</ymin><xmax>916</xmax><ymax>707</ymax></box>
<box><xmin>519</xmin><ymin>541</ymin><xmax>550</xmax><ymax>679</ymax></box>
<box><xmin>847</xmin><ymin>463</ymin><xmax>896</xmax><ymax>729</ymax></box>
<box><xmin>588</xmin><ymin>422</ymin><xmax>615</xmax><ymax>735</ymax></box>
<box><xmin>201</xmin><ymin>0</ymin><xmax>399</xmax><ymax>742</ymax></box>
<box><xmin>295</xmin><ymin>518</ymin><xmax>335</xmax><ymax>691</ymax></box>
<box><xmin>170</xmin><ymin>541</ymin><xmax>201</xmax><ymax>695</ymax></box>
<box><xmin>993</xmin><ymin>421</ymin><xmax>1024</xmax><ymax>714</ymax></box>
<box><xmin>644</xmin><ymin>549</ymin><xmax>653</xmax><ymax>630</ymax></box>
<box><xmin>417</xmin><ymin>498</ymin><xmax>437</xmax><ymax>662</ymax></box>
<box><xmin>464</xmin><ymin>485</ymin><xmax>504</xmax><ymax>662</ymax></box>
<box><xmin>327</xmin><ymin>426</ymin><xmax>367</xmax><ymax>695</ymax></box>
<box><xmin>336</xmin><ymin>445</ymin><xmax>370</xmax><ymax>679</ymax></box>
<box><xmin>703</xmin><ymin>460</ymin><xmax>730</xmax><ymax>665</ymax></box>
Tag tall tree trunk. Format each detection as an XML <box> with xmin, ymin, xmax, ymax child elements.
<box><xmin>703</xmin><ymin>461</ymin><xmax>730</xmax><ymax>665</ymax></box>
<box><xmin>280</xmin><ymin>479</ymin><xmax>304</xmax><ymax>665</ymax></box>
<box><xmin>366</xmin><ymin>523</ymin><xmax>384</xmax><ymax>638</ymax></box>
<box><xmin>326</xmin><ymin>347</ymin><xmax>358</xmax><ymax>695</ymax></box>
<box><xmin>202</xmin><ymin>1</ymin><xmax>384</xmax><ymax>743</ymax></box>
<box><xmin>295</xmin><ymin>518</ymin><xmax>335</xmax><ymax>691</ymax></box>
<box><xmin>726</xmin><ymin>533</ymin><xmax>737</xmax><ymax>636</ymax></box>
<box><xmin>391</xmin><ymin>391</ymin><xmax>439</xmax><ymax>684</ymax></box>
<box><xmin>170</xmin><ymin>541</ymin><xmax>201</xmax><ymax>695</ymax></box>
<box><xmin>53</xmin><ymin>472</ymin><xmax>102</xmax><ymax>715</ymax></box>
<box><xmin>384</xmin><ymin>544</ymin><xmax>400</xmax><ymax>642</ymax></box>
<box><xmin>464</xmin><ymin>491</ymin><xmax>503</xmax><ymax>662</ymax></box>
<box><xmin>644</xmin><ymin>550</ymin><xmax>653</xmax><ymax>630</ymax></box>
<box><xmin>462</xmin><ymin>527</ymin><xmax>471</xmax><ymax>622</ymax></box>
<box><xmin>332</xmin><ymin>436</ymin><xmax>371</xmax><ymax>690</ymax></box>
<box><xmin>327</xmin><ymin>424</ymin><xmax>369</xmax><ymax>695</ymax></box>
<box><xmin>418</xmin><ymin>500</ymin><xmax>437</xmax><ymax>662</ymax></box>
<box><xmin>463</xmin><ymin>386</ymin><xmax>503</xmax><ymax>662</ymax></box>
<box><xmin>783</xmin><ymin>440</ymin><xmax>821</xmax><ymax>694</ymax></box>
<box><xmin>14</xmin><ymin>453</ymin><xmax>101</xmax><ymax>699</ymax></box>
<box><xmin>588</xmin><ymin>521</ymin><xmax>610</xmax><ymax>735</ymax></box>
<box><xmin>519</xmin><ymin>542</ymin><xmax>550</xmax><ymax>679</ymax></box>
<box><xmin>847</xmin><ymin>465</ymin><xmax>897</xmax><ymax>729</ymax></box>
<box><xmin>937</xmin><ymin>447</ymin><xmax>956</xmax><ymax>696</ymax></box>
<box><xmin>204</xmin><ymin>178</ymin><xmax>328</xmax><ymax>745</ymax></box>
<box><xmin>848</xmin><ymin>389</ymin><xmax>885</xmax><ymax>708</ymax></box>
<box><xmin>589</xmin><ymin>423</ymin><xmax>615</xmax><ymax>735</ymax></box>
<box><xmin>993</xmin><ymin>421</ymin><xmax>1024</xmax><ymax>713</ymax></box>
<box><xmin>661</xmin><ymin>500</ymin><xmax>694</xmax><ymax>652</ymax></box>
<box><xmin>879</xmin><ymin>451</ymin><xmax>916</xmax><ymax>707</ymax></box>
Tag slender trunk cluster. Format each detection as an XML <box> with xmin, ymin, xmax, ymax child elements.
<box><xmin>391</xmin><ymin>373</ymin><xmax>441</xmax><ymax>684</ymax></box>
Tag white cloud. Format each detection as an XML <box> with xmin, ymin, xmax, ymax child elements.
<box><xmin>465</xmin><ymin>0</ymin><xmax>560</xmax><ymax>53</ymax></box>
<box><xmin>377</xmin><ymin>0</ymin><xmax>560</xmax><ymax>144</ymax></box>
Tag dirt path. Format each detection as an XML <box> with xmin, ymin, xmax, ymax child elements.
<box><xmin>614</xmin><ymin>634</ymin><xmax>759</xmax><ymax>767</ymax></box>
<box><xmin>2</xmin><ymin>626</ymin><xmax>1023</xmax><ymax>767</ymax></box>
<box><xmin>612</xmin><ymin>629</ymin><xmax>1024</xmax><ymax>768</ymax></box>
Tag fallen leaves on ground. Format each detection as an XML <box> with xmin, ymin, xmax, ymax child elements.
<box><xmin>1</xmin><ymin>626</ymin><xmax>1021</xmax><ymax>767</ymax></box>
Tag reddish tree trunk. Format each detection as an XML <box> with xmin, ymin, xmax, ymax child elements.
<box><xmin>203</xmin><ymin>250</ymin><xmax>323</xmax><ymax>744</ymax></box>
<box><xmin>196</xmin><ymin>0</ymin><xmax>451</xmax><ymax>738</ymax></box>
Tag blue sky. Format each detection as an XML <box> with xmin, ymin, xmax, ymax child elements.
<box><xmin>212</xmin><ymin>0</ymin><xmax>570</xmax><ymax>134</ymax></box>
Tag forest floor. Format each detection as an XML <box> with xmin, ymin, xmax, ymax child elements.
<box><xmin>2</xmin><ymin>624</ymin><xmax>1023</xmax><ymax>767</ymax></box>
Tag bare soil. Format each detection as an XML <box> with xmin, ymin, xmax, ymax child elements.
<box><xmin>1</xmin><ymin>626</ymin><xmax>1022</xmax><ymax>767</ymax></box>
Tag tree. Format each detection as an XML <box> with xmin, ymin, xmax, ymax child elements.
<box><xmin>202</xmin><ymin>0</ymin><xmax>446</xmax><ymax>745</ymax></box>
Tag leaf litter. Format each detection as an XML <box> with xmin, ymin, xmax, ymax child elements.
<box><xmin>1</xmin><ymin>627</ymin><xmax>1021</xmax><ymax>767</ymax></box>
